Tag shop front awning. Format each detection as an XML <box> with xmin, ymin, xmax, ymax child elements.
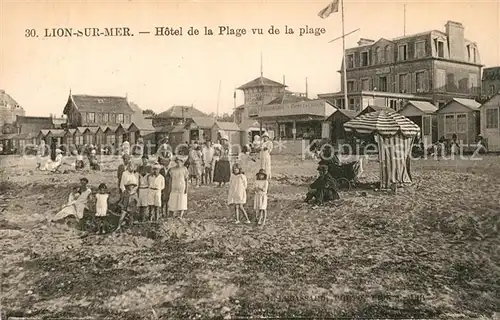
<box><xmin>257</xmin><ymin>114</ymin><xmax>327</xmax><ymax>122</ymax></box>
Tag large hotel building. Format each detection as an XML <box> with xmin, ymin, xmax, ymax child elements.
<box><xmin>318</xmin><ymin>21</ymin><xmax>482</xmax><ymax>111</ymax></box>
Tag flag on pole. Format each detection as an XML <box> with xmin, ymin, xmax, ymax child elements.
<box><xmin>318</xmin><ymin>0</ymin><xmax>340</xmax><ymax>19</ymax></box>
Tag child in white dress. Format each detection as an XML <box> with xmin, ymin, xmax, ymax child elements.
<box><xmin>228</xmin><ymin>163</ymin><xmax>250</xmax><ymax>224</ymax></box>
<box><xmin>254</xmin><ymin>169</ymin><xmax>269</xmax><ymax>225</ymax></box>
<box><xmin>95</xmin><ymin>183</ymin><xmax>109</xmax><ymax>234</ymax></box>
<box><xmin>168</xmin><ymin>156</ymin><xmax>189</xmax><ymax>218</ymax></box>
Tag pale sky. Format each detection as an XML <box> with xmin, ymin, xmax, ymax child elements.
<box><xmin>1</xmin><ymin>0</ymin><xmax>499</xmax><ymax>117</ymax></box>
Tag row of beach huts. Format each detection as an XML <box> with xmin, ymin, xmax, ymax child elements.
<box><xmin>0</xmin><ymin>117</ymin><xmax>261</xmax><ymax>154</ymax></box>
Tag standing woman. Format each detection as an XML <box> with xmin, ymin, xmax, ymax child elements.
<box><xmin>213</xmin><ymin>135</ymin><xmax>231</xmax><ymax>187</ymax></box>
<box><xmin>259</xmin><ymin>132</ymin><xmax>273</xmax><ymax>179</ymax></box>
<box><xmin>168</xmin><ymin>156</ymin><xmax>189</xmax><ymax>218</ymax></box>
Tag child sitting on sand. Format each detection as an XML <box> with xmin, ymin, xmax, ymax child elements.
<box><xmin>116</xmin><ymin>181</ymin><xmax>139</xmax><ymax>232</ymax></box>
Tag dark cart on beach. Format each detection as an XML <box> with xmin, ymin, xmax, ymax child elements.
<box><xmin>326</xmin><ymin>159</ymin><xmax>363</xmax><ymax>191</ymax></box>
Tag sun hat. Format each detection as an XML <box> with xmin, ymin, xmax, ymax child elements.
<box><xmin>152</xmin><ymin>163</ymin><xmax>162</xmax><ymax>169</ymax></box>
<box><xmin>261</xmin><ymin>132</ymin><xmax>269</xmax><ymax>138</ymax></box>
<box><xmin>55</xmin><ymin>149</ymin><xmax>62</xmax><ymax>154</ymax></box>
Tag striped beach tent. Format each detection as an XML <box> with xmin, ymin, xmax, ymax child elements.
<box><xmin>344</xmin><ymin>110</ymin><xmax>420</xmax><ymax>190</ymax></box>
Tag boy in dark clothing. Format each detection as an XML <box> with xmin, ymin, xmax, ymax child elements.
<box><xmin>115</xmin><ymin>182</ymin><xmax>139</xmax><ymax>231</ymax></box>
<box><xmin>138</xmin><ymin>155</ymin><xmax>152</xmax><ymax>175</ymax></box>
<box><xmin>305</xmin><ymin>165</ymin><xmax>340</xmax><ymax>204</ymax></box>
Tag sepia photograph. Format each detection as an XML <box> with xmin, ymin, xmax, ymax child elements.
<box><xmin>0</xmin><ymin>0</ymin><xmax>499</xmax><ymax>319</ymax></box>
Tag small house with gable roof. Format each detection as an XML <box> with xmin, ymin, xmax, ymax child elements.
<box><xmin>63</xmin><ymin>92</ymin><xmax>135</xmax><ymax>128</ymax></box>
<box><xmin>436</xmin><ymin>97</ymin><xmax>481</xmax><ymax>146</ymax></box>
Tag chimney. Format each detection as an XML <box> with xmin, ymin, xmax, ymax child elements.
<box><xmin>357</xmin><ymin>38</ymin><xmax>375</xmax><ymax>46</ymax></box>
<box><xmin>445</xmin><ymin>21</ymin><xmax>465</xmax><ymax>60</ymax></box>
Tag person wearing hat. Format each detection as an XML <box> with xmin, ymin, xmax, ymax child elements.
<box><xmin>258</xmin><ymin>132</ymin><xmax>273</xmax><ymax>179</ymax></box>
<box><xmin>117</xmin><ymin>154</ymin><xmax>132</xmax><ymax>193</ymax></box>
<box><xmin>188</xmin><ymin>143</ymin><xmax>203</xmax><ymax>187</ymax></box>
<box><xmin>120</xmin><ymin>163</ymin><xmax>139</xmax><ymax>194</ymax></box>
<box><xmin>51</xmin><ymin>178</ymin><xmax>92</xmax><ymax>221</ymax></box>
<box><xmin>122</xmin><ymin>139</ymin><xmax>131</xmax><ymax>156</ymax></box>
<box><xmin>159</xmin><ymin>157</ymin><xmax>172</xmax><ymax>218</ymax></box>
<box><xmin>202</xmin><ymin>140</ymin><xmax>215</xmax><ymax>185</ymax></box>
<box><xmin>116</xmin><ymin>179</ymin><xmax>139</xmax><ymax>231</ymax></box>
<box><xmin>254</xmin><ymin>169</ymin><xmax>269</xmax><ymax>225</ymax></box>
<box><xmin>147</xmin><ymin>163</ymin><xmax>165</xmax><ymax>221</ymax></box>
<box><xmin>88</xmin><ymin>149</ymin><xmax>100</xmax><ymax>171</ymax></box>
<box><xmin>213</xmin><ymin>135</ymin><xmax>231</xmax><ymax>187</ymax></box>
<box><xmin>304</xmin><ymin>165</ymin><xmax>340</xmax><ymax>204</ymax></box>
<box><xmin>168</xmin><ymin>156</ymin><xmax>189</xmax><ymax>218</ymax></box>
<box><xmin>51</xmin><ymin>148</ymin><xmax>64</xmax><ymax>173</ymax></box>
<box><xmin>138</xmin><ymin>154</ymin><xmax>152</xmax><ymax>175</ymax></box>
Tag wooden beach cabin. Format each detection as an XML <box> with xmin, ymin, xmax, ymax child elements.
<box><xmin>212</xmin><ymin>122</ymin><xmax>242</xmax><ymax>145</ymax></box>
<box><xmin>95</xmin><ymin>126</ymin><xmax>107</xmax><ymax>146</ymax></box>
<box><xmin>115</xmin><ymin>124</ymin><xmax>127</xmax><ymax>146</ymax></box>
<box><xmin>64</xmin><ymin>129</ymin><xmax>76</xmax><ymax>146</ymax></box>
<box><xmin>83</xmin><ymin>127</ymin><xmax>99</xmax><ymax>145</ymax></box>
<box><xmin>168</xmin><ymin>125</ymin><xmax>188</xmax><ymax>151</ymax></box>
<box><xmin>326</xmin><ymin>109</ymin><xmax>358</xmax><ymax>145</ymax></box>
<box><xmin>436</xmin><ymin>98</ymin><xmax>481</xmax><ymax>148</ymax></box>
<box><xmin>184</xmin><ymin>117</ymin><xmax>216</xmax><ymax>143</ymax></box>
<box><xmin>479</xmin><ymin>93</ymin><xmax>500</xmax><ymax>151</ymax></box>
<box><xmin>399</xmin><ymin>100</ymin><xmax>438</xmax><ymax>146</ymax></box>
<box><xmin>74</xmin><ymin>127</ymin><xmax>86</xmax><ymax>146</ymax></box>
<box><xmin>37</xmin><ymin>129</ymin><xmax>50</xmax><ymax>144</ymax></box>
<box><xmin>104</xmin><ymin>126</ymin><xmax>118</xmax><ymax>147</ymax></box>
<box><xmin>46</xmin><ymin>129</ymin><xmax>66</xmax><ymax>146</ymax></box>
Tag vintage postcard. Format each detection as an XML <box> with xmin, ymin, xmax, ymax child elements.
<box><xmin>0</xmin><ymin>0</ymin><xmax>499</xmax><ymax>319</ymax></box>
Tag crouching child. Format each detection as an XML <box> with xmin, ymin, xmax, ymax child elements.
<box><xmin>116</xmin><ymin>182</ymin><xmax>139</xmax><ymax>232</ymax></box>
<box><xmin>305</xmin><ymin>165</ymin><xmax>340</xmax><ymax>204</ymax></box>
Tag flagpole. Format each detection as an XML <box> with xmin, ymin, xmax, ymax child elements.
<box><xmin>404</xmin><ymin>3</ymin><xmax>406</xmax><ymax>36</ymax></box>
<box><xmin>341</xmin><ymin>0</ymin><xmax>348</xmax><ymax>110</ymax></box>
<box><xmin>259</xmin><ymin>52</ymin><xmax>263</xmax><ymax>135</ymax></box>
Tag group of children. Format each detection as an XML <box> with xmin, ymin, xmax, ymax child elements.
<box><xmin>227</xmin><ymin>165</ymin><xmax>269</xmax><ymax>225</ymax></box>
<box><xmin>52</xmin><ymin>149</ymin><xmax>271</xmax><ymax>232</ymax></box>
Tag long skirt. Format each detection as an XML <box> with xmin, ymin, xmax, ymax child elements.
<box><xmin>52</xmin><ymin>205</ymin><xmax>83</xmax><ymax>221</ymax></box>
<box><xmin>168</xmin><ymin>192</ymin><xmax>187</xmax><ymax>211</ymax></box>
<box><xmin>213</xmin><ymin>160</ymin><xmax>231</xmax><ymax>183</ymax></box>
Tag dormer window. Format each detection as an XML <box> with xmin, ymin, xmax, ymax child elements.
<box><xmin>97</xmin><ymin>99</ymin><xmax>104</xmax><ymax>103</ymax></box>
<box><xmin>384</xmin><ymin>45</ymin><xmax>391</xmax><ymax>63</ymax></box>
<box><xmin>398</xmin><ymin>44</ymin><xmax>408</xmax><ymax>61</ymax></box>
<box><xmin>346</xmin><ymin>54</ymin><xmax>354</xmax><ymax>68</ymax></box>
<box><xmin>361</xmin><ymin>51</ymin><xmax>369</xmax><ymax>67</ymax></box>
<box><xmin>376</xmin><ymin>47</ymin><xmax>383</xmax><ymax>64</ymax></box>
<box><xmin>434</xmin><ymin>39</ymin><xmax>445</xmax><ymax>58</ymax></box>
